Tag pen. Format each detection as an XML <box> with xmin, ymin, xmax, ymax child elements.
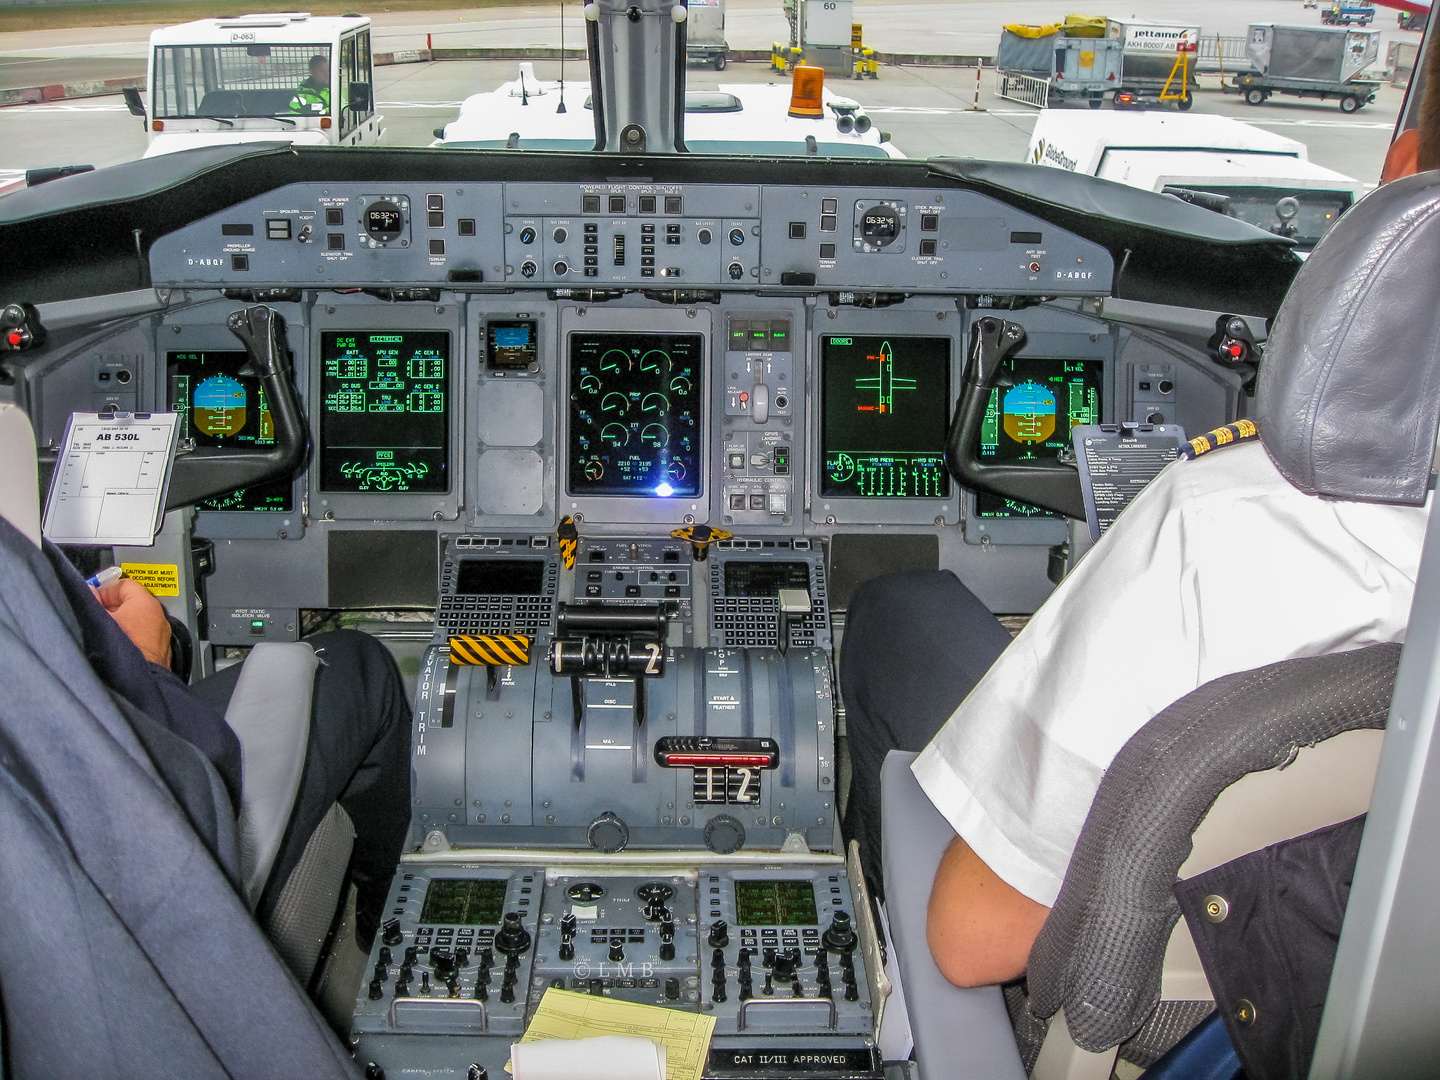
<box><xmin>87</xmin><ymin>566</ymin><xmax>123</xmax><ymax>588</ymax></box>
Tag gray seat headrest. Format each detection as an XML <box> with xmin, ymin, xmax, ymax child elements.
<box><xmin>1256</xmin><ymin>171</ymin><xmax>1440</xmax><ymax>505</ymax></box>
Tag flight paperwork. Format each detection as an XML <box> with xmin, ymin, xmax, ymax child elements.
<box><xmin>42</xmin><ymin>412</ymin><xmax>179</xmax><ymax>546</ymax></box>
<box><xmin>1073</xmin><ymin>423</ymin><xmax>1186</xmax><ymax>540</ymax></box>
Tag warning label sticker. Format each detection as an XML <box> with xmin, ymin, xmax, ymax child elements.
<box><xmin>121</xmin><ymin>562</ymin><xmax>180</xmax><ymax>597</ymax></box>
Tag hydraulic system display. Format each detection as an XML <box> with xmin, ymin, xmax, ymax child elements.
<box><xmin>821</xmin><ymin>336</ymin><xmax>951</xmax><ymax>498</ymax></box>
<box><xmin>979</xmin><ymin>357</ymin><xmax>1102</xmax><ymax>462</ymax></box>
<box><xmin>734</xmin><ymin>880</ymin><xmax>819</xmax><ymax>926</ymax></box>
<box><xmin>167</xmin><ymin>350</ymin><xmax>291</xmax><ymax>512</ymax></box>
<box><xmin>568</xmin><ymin>332</ymin><xmax>703</xmax><ymax>498</ymax></box>
<box><xmin>319</xmin><ymin>331</ymin><xmax>449</xmax><ymax>493</ymax></box>
<box><xmin>418</xmin><ymin>879</ymin><xmax>508</xmax><ymax>925</ymax></box>
<box><xmin>456</xmin><ymin>558</ymin><xmax>547</xmax><ymax>595</ymax></box>
<box><xmin>724</xmin><ymin>561</ymin><xmax>811</xmax><ymax>597</ymax></box>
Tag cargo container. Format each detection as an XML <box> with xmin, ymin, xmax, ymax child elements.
<box><xmin>1233</xmin><ymin>23</ymin><xmax>1380</xmax><ymax>110</ymax></box>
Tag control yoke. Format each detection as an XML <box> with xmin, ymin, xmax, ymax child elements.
<box><xmin>164</xmin><ymin>305</ymin><xmax>308</xmax><ymax>510</ymax></box>
<box><xmin>944</xmin><ymin>316</ymin><xmax>1085</xmax><ymax>520</ymax></box>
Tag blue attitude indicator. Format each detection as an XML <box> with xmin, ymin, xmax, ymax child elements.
<box><xmin>568</xmin><ymin>332</ymin><xmax>704</xmax><ymax>498</ymax></box>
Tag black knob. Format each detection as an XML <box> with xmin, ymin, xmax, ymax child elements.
<box><xmin>728</xmin><ymin>262</ymin><xmax>744</xmax><ymax>280</ymax></box>
<box><xmin>659</xmin><ymin>920</ymin><xmax>675</xmax><ymax>942</ymax></box>
<box><xmin>393</xmin><ymin>979</ymin><xmax>410</xmax><ymax>998</ymax></box>
<box><xmin>499</xmin><ymin>980</ymin><xmax>515</xmax><ymax>1004</ymax></box>
<box><xmin>400</xmin><ymin>963</ymin><xmax>414</xmax><ymax>983</ymax></box>
<box><xmin>521</xmin><ymin>261</ymin><xmax>537</xmax><ymax>278</ymax></box>
<box><xmin>447</xmin><ymin>976</ymin><xmax>461</xmax><ymax>998</ymax></box>
<box><xmin>659</xmin><ymin>941</ymin><xmax>675</xmax><ymax>961</ymax></box>
<box><xmin>644</xmin><ymin>900</ymin><xmax>669</xmax><ymax>922</ymax></box>
<box><xmin>729</xmin><ymin>228</ymin><xmax>745</xmax><ymax>246</ymax></box>
<box><xmin>762</xmin><ymin>972</ymin><xmax>774</xmax><ymax>996</ymax></box>
<box><xmin>420</xmin><ymin>971</ymin><xmax>431</xmax><ymax>995</ymax></box>
<box><xmin>373</xmin><ymin>962</ymin><xmax>389</xmax><ymax>983</ymax></box>
<box><xmin>844</xmin><ymin>979</ymin><xmax>860</xmax><ymax>1002</ymax></box>
<box><xmin>737</xmin><ymin>948</ymin><xmax>753</xmax><ymax>971</ymax></box>
<box><xmin>665</xmin><ymin>977</ymin><xmax>681</xmax><ymax>1000</ymax></box>
<box><xmin>823</xmin><ymin>910</ymin><xmax>858</xmax><ymax>953</ymax></box>
<box><xmin>559</xmin><ymin>941</ymin><xmax>575</xmax><ymax>961</ymax></box>
<box><xmin>368</xmin><ymin>978</ymin><xmax>384</xmax><ymax>1000</ymax></box>
<box><xmin>560</xmin><ymin>913</ymin><xmax>577</xmax><ymax>939</ymax></box>
<box><xmin>589</xmin><ymin>978</ymin><xmax>605</xmax><ymax>997</ymax></box>
<box><xmin>708</xmin><ymin>920</ymin><xmax>730</xmax><ymax>948</ymax></box>
<box><xmin>711</xmin><ymin>947</ymin><xmax>726</xmax><ymax>970</ymax></box>
<box><xmin>609</xmin><ymin>941</ymin><xmax>625</xmax><ymax>962</ymax></box>
<box><xmin>774</xmin><ymin>954</ymin><xmax>796</xmax><ymax>982</ymax></box>
<box><xmin>553</xmin><ymin>226</ymin><xmax>568</xmax><ymax>243</ymax></box>
<box><xmin>477</xmin><ymin>964</ymin><xmax>491</xmax><ymax>985</ymax></box>
<box><xmin>480</xmin><ymin>948</ymin><xmax>494</xmax><ymax>967</ymax></box>
<box><xmin>550</xmin><ymin>977</ymin><xmax>565</xmax><ymax>990</ymax></box>
<box><xmin>505</xmin><ymin>952</ymin><xmax>521</xmax><ymax>974</ymax></box>
<box><xmin>762</xmin><ymin>947</ymin><xmax>776</xmax><ymax>969</ymax></box>
<box><xmin>378</xmin><ymin>947</ymin><xmax>392</xmax><ymax>965</ymax></box>
<box><xmin>497</xmin><ymin>912</ymin><xmax>532</xmax><ymax>957</ymax></box>
<box><xmin>698</xmin><ymin>228</ymin><xmax>712</xmax><ymax>244</ymax></box>
<box><xmin>587</xmin><ymin>812</ymin><xmax>630</xmax><ymax>853</ymax></box>
<box><xmin>469</xmin><ymin>1066</ymin><xmax>490</xmax><ymax>1080</ymax></box>
<box><xmin>791</xmin><ymin>980</ymin><xmax>804</xmax><ymax>998</ymax></box>
<box><xmin>366</xmin><ymin>1063</ymin><xmax>386</xmax><ymax>1080</ymax></box>
<box><xmin>738</xmin><ymin>977</ymin><xmax>753</xmax><ymax>1001</ymax></box>
<box><xmin>381</xmin><ymin>918</ymin><xmax>403</xmax><ymax>947</ymax></box>
<box><xmin>520</xmin><ymin>226</ymin><xmax>536</xmax><ymax>244</ymax></box>
<box><xmin>455</xmin><ymin>947</ymin><xmax>470</xmax><ymax>968</ymax></box>
<box><xmin>404</xmin><ymin>946</ymin><xmax>418</xmax><ymax>965</ymax></box>
<box><xmin>475</xmin><ymin>980</ymin><xmax>488</xmax><ymax>1001</ymax></box>
<box><xmin>713</xmin><ymin>982</ymin><xmax>727</xmax><ymax>1003</ymax></box>
<box><xmin>431</xmin><ymin>947</ymin><xmax>455</xmax><ymax>979</ymax></box>
<box><xmin>553</xmin><ymin>260</ymin><xmax>569</xmax><ymax>276</ymax></box>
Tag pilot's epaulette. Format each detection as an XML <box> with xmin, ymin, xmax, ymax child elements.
<box><xmin>1180</xmin><ymin>419</ymin><xmax>1259</xmax><ymax>461</ymax></box>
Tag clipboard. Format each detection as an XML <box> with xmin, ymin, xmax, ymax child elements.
<box><xmin>42</xmin><ymin>411</ymin><xmax>180</xmax><ymax>547</ymax></box>
<box><xmin>1072</xmin><ymin>422</ymin><xmax>1185</xmax><ymax>542</ymax></box>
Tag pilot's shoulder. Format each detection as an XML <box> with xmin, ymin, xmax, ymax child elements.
<box><xmin>1178</xmin><ymin>419</ymin><xmax>1260</xmax><ymax>462</ymax></box>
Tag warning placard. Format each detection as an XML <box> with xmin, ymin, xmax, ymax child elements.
<box><xmin>120</xmin><ymin>562</ymin><xmax>180</xmax><ymax>597</ymax></box>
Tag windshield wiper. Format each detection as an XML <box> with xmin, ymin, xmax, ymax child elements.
<box><xmin>267</xmin><ymin>115</ymin><xmax>297</xmax><ymax>127</ymax></box>
<box><xmin>193</xmin><ymin>115</ymin><xmax>236</xmax><ymax>127</ymax></box>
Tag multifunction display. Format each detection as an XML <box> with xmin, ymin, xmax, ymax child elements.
<box><xmin>734</xmin><ymin>880</ymin><xmax>819</xmax><ymax>926</ymax></box>
<box><xmin>979</xmin><ymin>357</ymin><xmax>1102</xmax><ymax>463</ymax></box>
<box><xmin>318</xmin><ymin>331</ymin><xmax>449</xmax><ymax>493</ymax></box>
<box><xmin>821</xmin><ymin>335</ymin><xmax>951</xmax><ymax>498</ymax></box>
<box><xmin>418</xmin><ymin>878</ymin><xmax>508</xmax><ymax>925</ymax></box>
<box><xmin>724</xmin><ymin>561</ymin><xmax>810</xmax><ymax>597</ymax></box>
<box><xmin>167</xmin><ymin>350</ymin><xmax>291</xmax><ymax>512</ymax></box>
<box><xmin>456</xmin><ymin>558</ymin><xmax>547</xmax><ymax>595</ymax></box>
<box><xmin>568</xmin><ymin>332</ymin><xmax>703</xmax><ymax>498</ymax></box>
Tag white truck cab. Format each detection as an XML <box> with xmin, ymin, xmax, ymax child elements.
<box><xmin>1027</xmin><ymin>110</ymin><xmax>1362</xmax><ymax>250</ymax></box>
<box><xmin>129</xmin><ymin>12</ymin><xmax>384</xmax><ymax>158</ymax></box>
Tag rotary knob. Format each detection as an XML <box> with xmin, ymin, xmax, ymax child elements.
<box><xmin>587</xmin><ymin>812</ymin><xmax>630</xmax><ymax>854</ymax></box>
<box><xmin>496</xmin><ymin>912</ymin><xmax>532</xmax><ymax>957</ymax></box>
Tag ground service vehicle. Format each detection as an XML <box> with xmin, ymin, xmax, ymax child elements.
<box><xmin>1026</xmin><ymin>111</ymin><xmax>1361</xmax><ymax>250</ymax></box>
<box><xmin>1234</xmin><ymin>22</ymin><xmax>1381</xmax><ymax>110</ymax></box>
<box><xmin>124</xmin><ymin>12</ymin><xmax>384</xmax><ymax>158</ymax></box>
<box><xmin>1</xmin><ymin>2</ymin><xmax>1438</xmax><ymax>1078</ymax></box>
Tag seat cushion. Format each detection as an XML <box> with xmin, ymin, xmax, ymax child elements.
<box><xmin>881</xmin><ymin>750</ymin><xmax>1027</xmax><ymax>1079</ymax></box>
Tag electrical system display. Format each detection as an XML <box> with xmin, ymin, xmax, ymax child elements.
<box><xmin>734</xmin><ymin>880</ymin><xmax>819</xmax><ymax>926</ymax></box>
<box><xmin>167</xmin><ymin>350</ymin><xmax>291</xmax><ymax>512</ymax></box>
<box><xmin>724</xmin><ymin>561</ymin><xmax>810</xmax><ymax>597</ymax></box>
<box><xmin>456</xmin><ymin>559</ymin><xmax>547</xmax><ymax>595</ymax></box>
<box><xmin>568</xmin><ymin>332</ymin><xmax>704</xmax><ymax>498</ymax></box>
<box><xmin>487</xmin><ymin>319</ymin><xmax>539</xmax><ymax>371</ymax></box>
<box><xmin>418</xmin><ymin>879</ymin><xmax>508</xmax><ymax>925</ymax></box>
<box><xmin>319</xmin><ymin>331</ymin><xmax>449</xmax><ymax>493</ymax></box>
<box><xmin>979</xmin><ymin>358</ymin><xmax>1102</xmax><ymax>463</ymax></box>
<box><xmin>821</xmin><ymin>335</ymin><xmax>951</xmax><ymax>498</ymax></box>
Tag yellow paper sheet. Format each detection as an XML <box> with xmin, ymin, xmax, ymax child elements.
<box><xmin>518</xmin><ymin>988</ymin><xmax>716</xmax><ymax>1080</ymax></box>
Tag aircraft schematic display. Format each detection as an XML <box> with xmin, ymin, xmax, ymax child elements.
<box><xmin>168</xmin><ymin>350</ymin><xmax>291</xmax><ymax>512</ymax></box>
<box><xmin>319</xmin><ymin>330</ymin><xmax>450</xmax><ymax>493</ymax></box>
<box><xmin>568</xmin><ymin>332</ymin><xmax>704</xmax><ymax>498</ymax></box>
<box><xmin>821</xmin><ymin>335</ymin><xmax>951</xmax><ymax>498</ymax></box>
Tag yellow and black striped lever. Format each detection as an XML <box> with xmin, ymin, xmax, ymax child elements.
<box><xmin>448</xmin><ymin>633</ymin><xmax>532</xmax><ymax>693</ymax></box>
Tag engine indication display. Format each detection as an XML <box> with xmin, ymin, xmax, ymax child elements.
<box><xmin>568</xmin><ymin>332</ymin><xmax>703</xmax><ymax>498</ymax></box>
<box><xmin>319</xmin><ymin>331</ymin><xmax>449</xmax><ymax>493</ymax></box>
<box><xmin>821</xmin><ymin>335</ymin><xmax>951</xmax><ymax>498</ymax></box>
<box><xmin>167</xmin><ymin>350</ymin><xmax>292</xmax><ymax>512</ymax></box>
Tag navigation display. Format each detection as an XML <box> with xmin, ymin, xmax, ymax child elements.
<box><xmin>979</xmin><ymin>357</ymin><xmax>1102</xmax><ymax>463</ymax></box>
<box><xmin>318</xmin><ymin>331</ymin><xmax>449</xmax><ymax>493</ymax></box>
<box><xmin>734</xmin><ymin>880</ymin><xmax>819</xmax><ymax>926</ymax></box>
<box><xmin>456</xmin><ymin>558</ymin><xmax>546</xmax><ymax>595</ymax></box>
<box><xmin>419</xmin><ymin>879</ymin><xmax>508</xmax><ymax>925</ymax></box>
<box><xmin>568</xmin><ymin>332</ymin><xmax>703</xmax><ymax>498</ymax></box>
<box><xmin>724</xmin><ymin>561</ymin><xmax>810</xmax><ymax>597</ymax></box>
<box><xmin>821</xmin><ymin>335</ymin><xmax>951</xmax><ymax>498</ymax></box>
<box><xmin>167</xmin><ymin>350</ymin><xmax>292</xmax><ymax>512</ymax></box>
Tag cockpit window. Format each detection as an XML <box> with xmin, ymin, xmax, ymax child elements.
<box><xmin>152</xmin><ymin>44</ymin><xmax>331</xmax><ymax>119</ymax></box>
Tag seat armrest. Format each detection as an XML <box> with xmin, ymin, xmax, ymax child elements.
<box><xmin>225</xmin><ymin>642</ymin><xmax>318</xmax><ymax>907</ymax></box>
<box><xmin>881</xmin><ymin>750</ymin><xmax>1027</xmax><ymax>1080</ymax></box>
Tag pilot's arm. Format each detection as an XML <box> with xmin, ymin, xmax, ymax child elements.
<box><xmin>916</xmin><ymin>439</ymin><xmax>1425</xmax><ymax>987</ymax></box>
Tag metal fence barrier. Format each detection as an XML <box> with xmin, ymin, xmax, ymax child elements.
<box><xmin>995</xmin><ymin>70</ymin><xmax>1050</xmax><ymax>108</ymax></box>
<box><xmin>1195</xmin><ymin>34</ymin><xmax>1252</xmax><ymax>72</ymax></box>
